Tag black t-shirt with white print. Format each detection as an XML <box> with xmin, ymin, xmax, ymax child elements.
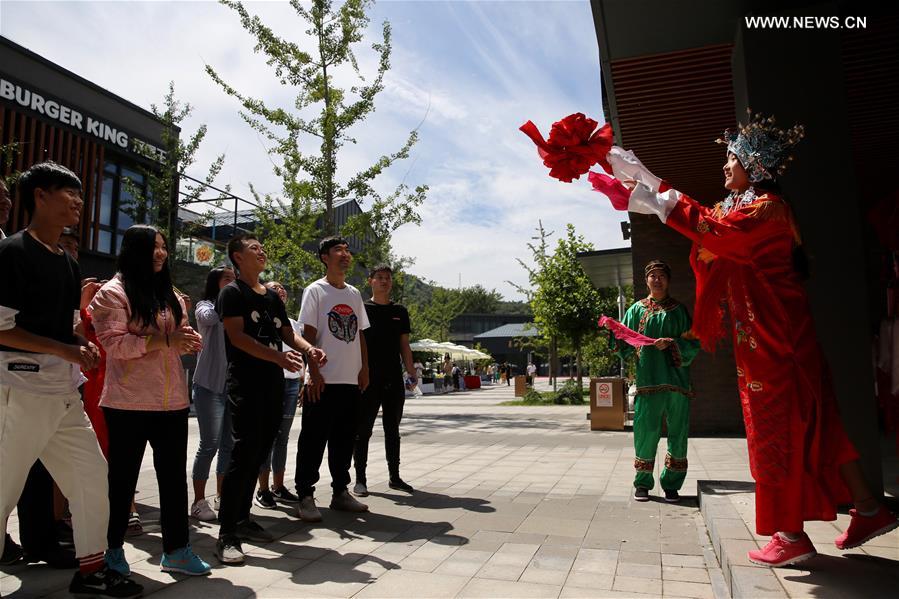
<box><xmin>217</xmin><ymin>278</ymin><xmax>289</xmax><ymax>375</ymax></box>
<box><xmin>0</xmin><ymin>231</ymin><xmax>81</xmax><ymax>392</ymax></box>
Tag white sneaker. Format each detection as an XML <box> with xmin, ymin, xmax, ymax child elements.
<box><xmin>191</xmin><ymin>499</ymin><xmax>217</xmax><ymax>522</ymax></box>
<box><xmin>297</xmin><ymin>496</ymin><xmax>322</xmax><ymax>522</ymax></box>
<box><xmin>353</xmin><ymin>482</ymin><xmax>369</xmax><ymax>497</ymax></box>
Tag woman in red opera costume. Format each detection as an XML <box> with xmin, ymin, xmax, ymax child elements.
<box><xmin>600</xmin><ymin>111</ymin><xmax>898</xmax><ymax>567</ymax></box>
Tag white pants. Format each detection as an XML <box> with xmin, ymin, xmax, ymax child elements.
<box><xmin>0</xmin><ymin>385</ymin><xmax>108</xmax><ymax>558</ymax></box>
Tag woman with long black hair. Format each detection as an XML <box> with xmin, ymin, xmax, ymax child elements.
<box><xmin>90</xmin><ymin>225</ymin><xmax>211</xmax><ymax>576</ymax></box>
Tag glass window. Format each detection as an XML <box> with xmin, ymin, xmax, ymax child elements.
<box><xmin>116</xmin><ymin>232</ymin><xmax>124</xmax><ymax>254</ymax></box>
<box><xmin>104</xmin><ymin>161</ymin><xmax>118</xmax><ymax>175</ymax></box>
<box><xmin>100</xmin><ymin>178</ymin><xmax>114</xmax><ymax>226</ymax></box>
<box><xmin>97</xmin><ymin>230</ymin><xmax>112</xmax><ymax>254</ymax></box>
<box><xmin>121</xmin><ymin>168</ymin><xmax>144</xmax><ymax>186</ymax></box>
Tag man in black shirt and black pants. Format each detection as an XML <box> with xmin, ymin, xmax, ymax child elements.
<box><xmin>215</xmin><ymin>233</ymin><xmax>325</xmax><ymax>565</ymax></box>
<box><xmin>352</xmin><ymin>265</ymin><xmax>417</xmax><ymax>497</ymax></box>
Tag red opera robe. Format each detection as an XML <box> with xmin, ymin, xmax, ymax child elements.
<box><xmin>664</xmin><ymin>191</ymin><xmax>857</xmax><ymax>535</ymax></box>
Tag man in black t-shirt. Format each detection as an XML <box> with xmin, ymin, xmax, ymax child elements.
<box><xmin>352</xmin><ymin>265</ymin><xmax>417</xmax><ymax>496</ymax></box>
<box><xmin>215</xmin><ymin>233</ymin><xmax>325</xmax><ymax>566</ymax></box>
<box><xmin>0</xmin><ymin>162</ymin><xmax>141</xmax><ymax>597</ymax></box>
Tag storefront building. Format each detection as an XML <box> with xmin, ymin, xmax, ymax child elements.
<box><xmin>0</xmin><ymin>36</ymin><xmax>172</xmax><ymax>277</ymax></box>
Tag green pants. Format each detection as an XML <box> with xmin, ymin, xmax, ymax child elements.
<box><xmin>633</xmin><ymin>392</ymin><xmax>690</xmax><ymax>491</ymax></box>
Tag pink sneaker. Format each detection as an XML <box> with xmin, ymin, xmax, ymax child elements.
<box><xmin>834</xmin><ymin>507</ymin><xmax>899</xmax><ymax>550</ymax></box>
<box><xmin>748</xmin><ymin>533</ymin><xmax>817</xmax><ymax>567</ymax></box>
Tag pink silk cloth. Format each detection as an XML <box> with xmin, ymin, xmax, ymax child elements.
<box><xmin>599</xmin><ymin>315</ymin><xmax>657</xmax><ymax>347</ymax></box>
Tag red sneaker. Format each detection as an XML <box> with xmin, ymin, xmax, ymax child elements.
<box><xmin>748</xmin><ymin>533</ymin><xmax>817</xmax><ymax>567</ymax></box>
<box><xmin>834</xmin><ymin>507</ymin><xmax>899</xmax><ymax>550</ymax></box>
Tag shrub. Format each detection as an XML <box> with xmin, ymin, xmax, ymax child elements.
<box><xmin>522</xmin><ymin>389</ymin><xmax>544</xmax><ymax>404</ymax></box>
<box><xmin>554</xmin><ymin>380</ymin><xmax>586</xmax><ymax>405</ymax></box>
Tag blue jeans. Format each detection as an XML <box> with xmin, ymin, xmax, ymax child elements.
<box><xmin>261</xmin><ymin>378</ymin><xmax>301</xmax><ymax>475</ymax></box>
<box><xmin>191</xmin><ymin>383</ymin><xmax>234</xmax><ymax>480</ymax></box>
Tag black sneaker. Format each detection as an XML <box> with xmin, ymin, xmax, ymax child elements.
<box><xmin>253</xmin><ymin>489</ymin><xmax>277</xmax><ymax>509</ymax></box>
<box><xmin>216</xmin><ymin>535</ymin><xmax>245</xmax><ymax>565</ymax></box>
<box><xmin>388</xmin><ymin>477</ymin><xmax>414</xmax><ymax>493</ymax></box>
<box><xmin>634</xmin><ymin>487</ymin><xmax>650</xmax><ymax>502</ymax></box>
<box><xmin>236</xmin><ymin>519</ymin><xmax>274</xmax><ymax>543</ymax></box>
<box><xmin>69</xmin><ymin>565</ymin><xmax>143</xmax><ymax>598</ymax></box>
<box><xmin>1</xmin><ymin>534</ymin><xmax>23</xmax><ymax>565</ymax></box>
<box><xmin>664</xmin><ymin>489</ymin><xmax>681</xmax><ymax>503</ymax></box>
<box><xmin>271</xmin><ymin>486</ymin><xmax>300</xmax><ymax>504</ymax></box>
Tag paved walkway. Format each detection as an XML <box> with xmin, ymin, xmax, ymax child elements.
<box><xmin>2</xmin><ymin>382</ymin><xmax>896</xmax><ymax>598</ymax></box>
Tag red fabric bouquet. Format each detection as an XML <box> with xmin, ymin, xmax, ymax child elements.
<box><xmin>520</xmin><ymin>113</ymin><xmax>613</xmax><ymax>183</ymax></box>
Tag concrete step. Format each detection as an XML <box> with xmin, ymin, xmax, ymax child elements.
<box><xmin>698</xmin><ymin>481</ymin><xmax>788</xmax><ymax>599</ymax></box>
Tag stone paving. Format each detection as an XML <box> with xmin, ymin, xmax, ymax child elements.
<box><xmin>2</xmin><ymin>380</ymin><xmax>897</xmax><ymax>598</ymax></box>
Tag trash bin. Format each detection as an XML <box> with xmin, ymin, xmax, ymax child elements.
<box><xmin>514</xmin><ymin>375</ymin><xmax>528</xmax><ymax>397</ymax></box>
<box><xmin>589</xmin><ymin>377</ymin><xmax>626</xmax><ymax>430</ymax></box>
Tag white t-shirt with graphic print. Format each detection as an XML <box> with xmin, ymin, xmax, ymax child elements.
<box><xmin>298</xmin><ymin>278</ymin><xmax>370</xmax><ymax>385</ymax></box>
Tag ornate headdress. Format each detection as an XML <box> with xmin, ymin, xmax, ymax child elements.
<box><xmin>716</xmin><ymin>109</ymin><xmax>805</xmax><ymax>183</ymax></box>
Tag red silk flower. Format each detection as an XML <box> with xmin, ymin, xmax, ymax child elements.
<box><xmin>520</xmin><ymin>113</ymin><xmax>613</xmax><ymax>183</ymax></box>
<box><xmin>587</xmin><ymin>172</ymin><xmax>630</xmax><ymax>210</ymax></box>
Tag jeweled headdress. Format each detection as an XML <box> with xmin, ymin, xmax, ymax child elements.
<box><xmin>716</xmin><ymin>109</ymin><xmax>805</xmax><ymax>183</ymax></box>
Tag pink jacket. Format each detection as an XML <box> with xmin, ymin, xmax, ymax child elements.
<box><xmin>89</xmin><ymin>275</ymin><xmax>190</xmax><ymax>411</ymax></box>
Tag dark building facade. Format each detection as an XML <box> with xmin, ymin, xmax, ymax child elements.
<box><xmin>591</xmin><ymin>1</ymin><xmax>898</xmax><ymax>491</ymax></box>
<box><xmin>450</xmin><ymin>313</ymin><xmax>532</xmax><ymax>345</ymax></box>
<box><xmin>0</xmin><ymin>36</ymin><xmax>171</xmax><ymax>279</ymax></box>
<box><xmin>473</xmin><ymin>322</ymin><xmax>539</xmax><ymax>373</ymax></box>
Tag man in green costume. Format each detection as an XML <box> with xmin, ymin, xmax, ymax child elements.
<box><xmin>608</xmin><ymin>260</ymin><xmax>700</xmax><ymax>502</ymax></box>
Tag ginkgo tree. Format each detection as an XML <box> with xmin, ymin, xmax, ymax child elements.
<box><xmin>206</xmin><ymin>0</ymin><xmax>427</xmax><ymax>290</ymax></box>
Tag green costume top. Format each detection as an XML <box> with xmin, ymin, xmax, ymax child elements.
<box><xmin>610</xmin><ymin>296</ymin><xmax>700</xmax><ymax>399</ymax></box>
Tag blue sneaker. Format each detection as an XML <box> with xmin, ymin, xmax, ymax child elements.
<box><xmin>161</xmin><ymin>545</ymin><xmax>211</xmax><ymax>576</ymax></box>
<box><xmin>104</xmin><ymin>546</ymin><xmax>130</xmax><ymax>576</ymax></box>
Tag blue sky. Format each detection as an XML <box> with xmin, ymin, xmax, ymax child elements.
<box><xmin>1</xmin><ymin>0</ymin><xmax>628</xmax><ymax>299</ymax></box>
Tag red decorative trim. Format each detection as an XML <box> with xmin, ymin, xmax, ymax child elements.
<box><xmin>634</xmin><ymin>457</ymin><xmax>655</xmax><ymax>472</ymax></box>
<box><xmin>665</xmin><ymin>453</ymin><xmax>688</xmax><ymax>472</ymax></box>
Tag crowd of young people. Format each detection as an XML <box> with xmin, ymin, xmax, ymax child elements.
<box><xmin>0</xmin><ymin>162</ymin><xmax>419</xmax><ymax>595</ymax></box>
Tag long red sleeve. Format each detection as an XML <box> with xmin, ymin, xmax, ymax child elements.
<box><xmin>665</xmin><ymin>193</ymin><xmax>795</xmax><ymax>264</ymax></box>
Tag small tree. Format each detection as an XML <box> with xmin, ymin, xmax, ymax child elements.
<box><xmin>405</xmin><ymin>286</ymin><xmax>465</xmax><ymax>341</ymax></box>
<box><xmin>206</xmin><ymin>0</ymin><xmax>427</xmax><ymax>289</ymax></box>
<box><xmin>457</xmin><ymin>284</ymin><xmax>503</xmax><ymax>314</ymax></box>
<box><xmin>516</xmin><ymin>223</ymin><xmax>617</xmax><ymax>393</ymax></box>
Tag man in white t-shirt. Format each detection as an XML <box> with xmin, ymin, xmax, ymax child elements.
<box><xmin>294</xmin><ymin>237</ymin><xmax>371</xmax><ymax>521</ymax></box>
<box><xmin>526</xmin><ymin>362</ymin><xmax>537</xmax><ymax>385</ymax></box>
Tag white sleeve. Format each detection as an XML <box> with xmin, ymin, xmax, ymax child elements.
<box><xmin>298</xmin><ymin>286</ymin><xmax>318</xmax><ymax>333</ymax></box>
<box><xmin>609</xmin><ymin>146</ymin><xmax>663</xmax><ymax>192</ymax></box>
<box><xmin>628</xmin><ymin>183</ymin><xmax>679</xmax><ymax>223</ymax></box>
